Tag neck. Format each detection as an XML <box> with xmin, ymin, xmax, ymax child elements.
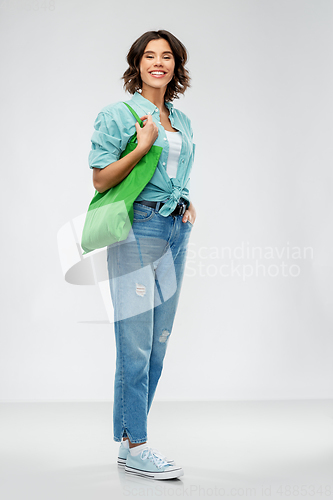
<box><xmin>140</xmin><ymin>85</ymin><xmax>168</xmax><ymax>113</ymax></box>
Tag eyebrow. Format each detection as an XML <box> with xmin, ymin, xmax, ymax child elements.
<box><xmin>143</xmin><ymin>50</ymin><xmax>173</xmax><ymax>55</ymax></box>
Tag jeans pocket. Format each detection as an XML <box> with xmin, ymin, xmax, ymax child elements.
<box><xmin>133</xmin><ymin>203</ymin><xmax>155</xmax><ymax>222</ymax></box>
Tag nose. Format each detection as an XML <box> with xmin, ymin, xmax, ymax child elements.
<box><xmin>154</xmin><ymin>56</ymin><xmax>163</xmax><ymax>65</ymax></box>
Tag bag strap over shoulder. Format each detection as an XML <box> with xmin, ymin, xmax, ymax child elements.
<box><xmin>123</xmin><ymin>102</ymin><xmax>143</xmax><ymax>127</ymax></box>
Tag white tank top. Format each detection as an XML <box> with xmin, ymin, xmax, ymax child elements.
<box><xmin>165</xmin><ymin>130</ymin><xmax>182</xmax><ymax>178</ymax></box>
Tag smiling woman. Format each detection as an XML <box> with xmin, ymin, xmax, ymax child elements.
<box><xmin>140</xmin><ymin>39</ymin><xmax>176</xmax><ymax>99</ymax></box>
<box><xmin>122</xmin><ymin>30</ymin><xmax>190</xmax><ymax>102</ymax></box>
<box><xmin>87</xmin><ymin>29</ymin><xmax>196</xmax><ymax>480</ymax></box>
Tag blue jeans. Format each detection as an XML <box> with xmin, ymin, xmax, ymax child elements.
<box><xmin>107</xmin><ymin>200</ymin><xmax>193</xmax><ymax>443</ymax></box>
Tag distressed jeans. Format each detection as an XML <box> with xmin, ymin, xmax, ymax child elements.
<box><xmin>107</xmin><ymin>200</ymin><xmax>193</xmax><ymax>443</ymax></box>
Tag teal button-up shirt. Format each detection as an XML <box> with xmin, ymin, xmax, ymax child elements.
<box><xmin>88</xmin><ymin>91</ymin><xmax>195</xmax><ymax>217</ymax></box>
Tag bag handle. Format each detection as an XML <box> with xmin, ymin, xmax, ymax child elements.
<box><xmin>123</xmin><ymin>102</ymin><xmax>143</xmax><ymax>126</ymax></box>
<box><xmin>123</xmin><ymin>102</ymin><xmax>145</xmax><ymax>145</ymax></box>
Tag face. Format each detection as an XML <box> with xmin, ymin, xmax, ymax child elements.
<box><xmin>139</xmin><ymin>38</ymin><xmax>175</xmax><ymax>92</ymax></box>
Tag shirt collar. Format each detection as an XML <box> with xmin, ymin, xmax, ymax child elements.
<box><xmin>131</xmin><ymin>91</ymin><xmax>174</xmax><ymax>114</ymax></box>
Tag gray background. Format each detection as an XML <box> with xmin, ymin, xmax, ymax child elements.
<box><xmin>0</xmin><ymin>0</ymin><xmax>332</xmax><ymax>401</ymax></box>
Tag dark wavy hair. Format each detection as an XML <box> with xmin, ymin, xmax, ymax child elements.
<box><xmin>122</xmin><ymin>30</ymin><xmax>191</xmax><ymax>102</ymax></box>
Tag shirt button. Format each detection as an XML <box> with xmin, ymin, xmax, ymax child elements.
<box><xmin>182</xmin><ymin>159</ymin><xmax>184</xmax><ymax>163</ymax></box>
<box><xmin>164</xmin><ymin>137</ymin><xmax>167</xmax><ymax>141</ymax></box>
<box><xmin>158</xmin><ymin>121</ymin><xmax>161</xmax><ymax>124</ymax></box>
<box><xmin>163</xmin><ymin>162</ymin><xmax>166</xmax><ymax>166</ymax></box>
<box><xmin>155</xmin><ymin>108</ymin><xmax>158</xmax><ymax>112</ymax></box>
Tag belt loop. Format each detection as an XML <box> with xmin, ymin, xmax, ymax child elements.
<box><xmin>155</xmin><ymin>201</ymin><xmax>161</xmax><ymax>211</ymax></box>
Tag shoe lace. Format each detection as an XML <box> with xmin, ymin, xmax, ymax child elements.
<box><xmin>141</xmin><ymin>448</ymin><xmax>169</xmax><ymax>469</ymax></box>
<box><xmin>149</xmin><ymin>447</ymin><xmax>168</xmax><ymax>461</ymax></box>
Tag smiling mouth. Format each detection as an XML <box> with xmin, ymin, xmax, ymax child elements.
<box><xmin>149</xmin><ymin>71</ymin><xmax>167</xmax><ymax>76</ymax></box>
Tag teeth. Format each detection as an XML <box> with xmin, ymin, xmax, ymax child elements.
<box><xmin>151</xmin><ymin>72</ymin><xmax>165</xmax><ymax>75</ymax></box>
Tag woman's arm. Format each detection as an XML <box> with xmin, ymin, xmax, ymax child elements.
<box><xmin>93</xmin><ymin>114</ymin><xmax>159</xmax><ymax>193</ymax></box>
<box><xmin>93</xmin><ymin>144</ymin><xmax>146</xmax><ymax>192</ymax></box>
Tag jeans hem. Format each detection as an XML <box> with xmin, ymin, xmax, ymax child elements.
<box><xmin>114</xmin><ymin>436</ymin><xmax>148</xmax><ymax>444</ymax></box>
<box><xmin>114</xmin><ymin>428</ymin><xmax>147</xmax><ymax>444</ymax></box>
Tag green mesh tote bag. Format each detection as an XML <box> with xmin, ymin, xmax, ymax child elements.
<box><xmin>81</xmin><ymin>103</ymin><xmax>163</xmax><ymax>255</ymax></box>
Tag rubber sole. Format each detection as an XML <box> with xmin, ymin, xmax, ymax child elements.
<box><xmin>124</xmin><ymin>465</ymin><xmax>184</xmax><ymax>480</ymax></box>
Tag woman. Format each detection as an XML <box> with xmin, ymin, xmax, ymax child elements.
<box><xmin>88</xmin><ymin>30</ymin><xmax>196</xmax><ymax>480</ymax></box>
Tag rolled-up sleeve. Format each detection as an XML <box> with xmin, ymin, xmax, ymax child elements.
<box><xmin>88</xmin><ymin>111</ymin><xmax>124</xmax><ymax>169</ymax></box>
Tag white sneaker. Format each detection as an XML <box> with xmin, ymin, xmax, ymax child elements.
<box><xmin>125</xmin><ymin>447</ymin><xmax>183</xmax><ymax>480</ymax></box>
